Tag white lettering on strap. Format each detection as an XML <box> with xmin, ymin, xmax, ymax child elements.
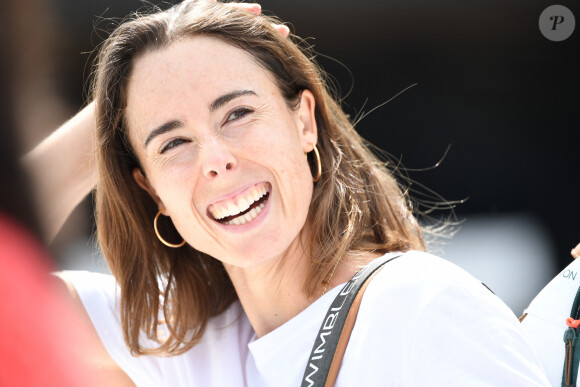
<box><xmin>304</xmin><ymin>363</ymin><xmax>319</xmax><ymax>387</ymax></box>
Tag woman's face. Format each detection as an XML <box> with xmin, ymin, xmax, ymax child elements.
<box><xmin>125</xmin><ymin>36</ymin><xmax>318</xmax><ymax>269</ymax></box>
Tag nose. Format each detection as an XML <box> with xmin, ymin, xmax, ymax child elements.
<box><xmin>201</xmin><ymin>139</ymin><xmax>237</xmax><ymax>179</ymax></box>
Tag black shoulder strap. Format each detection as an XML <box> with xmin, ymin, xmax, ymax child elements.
<box><xmin>301</xmin><ymin>254</ymin><xmax>402</xmax><ymax>387</ymax></box>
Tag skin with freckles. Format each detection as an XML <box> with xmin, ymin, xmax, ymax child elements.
<box><xmin>126</xmin><ymin>36</ymin><xmax>322</xmax><ymax>334</ymax></box>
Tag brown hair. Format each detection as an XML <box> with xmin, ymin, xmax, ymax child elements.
<box><xmin>92</xmin><ymin>0</ymin><xmax>425</xmax><ymax>356</ymax></box>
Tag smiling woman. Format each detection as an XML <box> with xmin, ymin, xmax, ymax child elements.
<box><xmin>25</xmin><ymin>0</ymin><xmax>551</xmax><ymax>386</ymax></box>
<box><xmin>92</xmin><ymin>1</ymin><xmax>423</xmax><ymax>353</ymax></box>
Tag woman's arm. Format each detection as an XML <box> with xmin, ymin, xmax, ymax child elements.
<box><xmin>22</xmin><ymin>103</ymin><xmax>97</xmax><ymax>241</ymax></box>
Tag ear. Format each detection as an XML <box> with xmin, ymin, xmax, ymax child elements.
<box><xmin>296</xmin><ymin>89</ymin><xmax>318</xmax><ymax>152</ymax></box>
<box><xmin>132</xmin><ymin>168</ymin><xmax>165</xmax><ymax>211</ymax></box>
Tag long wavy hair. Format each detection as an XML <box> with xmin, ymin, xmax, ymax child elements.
<box><xmin>92</xmin><ymin>0</ymin><xmax>425</xmax><ymax>356</ymax></box>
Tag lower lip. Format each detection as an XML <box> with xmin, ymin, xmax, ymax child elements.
<box><xmin>216</xmin><ymin>190</ymin><xmax>271</xmax><ymax>232</ymax></box>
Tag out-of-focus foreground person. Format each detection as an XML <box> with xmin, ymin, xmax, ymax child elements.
<box><xmin>0</xmin><ymin>3</ymin><xmax>112</xmax><ymax>386</ymax></box>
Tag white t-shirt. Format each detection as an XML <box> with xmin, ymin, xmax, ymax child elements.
<box><xmin>63</xmin><ymin>251</ymin><xmax>549</xmax><ymax>386</ymax></box>
<box><xmin>521</xmin><ymin>258</ymin><xmax>580</xmax><ymax>386</ymax></box>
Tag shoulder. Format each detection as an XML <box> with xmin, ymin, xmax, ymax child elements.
<box><xmin>56</xmin><ymin>271</ymin><xmax>121</xmax><ymax>332</ymax></box>
<box><xmin>341</xmin><ymin>251</ymin><xmax>550</xmax><ymax>385</ymax></box>
<box><xmin>362</xmin><ymin>250</ymin><xmax>513</xmax><ymax>324</ymax></box>
<box><xmin>53</xmin><ymin>271</ymin><xmax>135</xmax><ymax>386</ymax></box>
<box><xmin>367</xmin><ymin>250</ymin><xmax>489</xmax><ymax>298</ymax></box>
<box><xmin>55</xmin><ymin>270</ymin><xmax>121</xmax><ymax>335</ymax></box>
<box><xmin>56</xmin><ymin>271</ymin><xmax>252</xmax><ymax>386</ymax></box>
<box><xmin>57</xmin><ymin>270</ymin><xmax>118</xmax><ymax>300</ymax></box>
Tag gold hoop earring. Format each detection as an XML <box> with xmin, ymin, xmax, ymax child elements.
<box><xmin>154</xmin><ymin>210</ymin><xmax>186</xmax><ymax>248</ymax></box>
<box><xmin>311</xmin><ymin>144</ymin><xmax>322</xmax><ymax>183</ymax></box>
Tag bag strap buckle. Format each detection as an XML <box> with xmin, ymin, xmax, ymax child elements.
<box><xmin>567</xmin><ymin>318</ymin><xmax>580</xmax><ymax>329</ymax></box>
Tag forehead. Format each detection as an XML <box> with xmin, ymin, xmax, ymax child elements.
<box><xmin>125</xmin><ymin>36</ymin><xmax>276</xmax><ymax>136</ymax></box>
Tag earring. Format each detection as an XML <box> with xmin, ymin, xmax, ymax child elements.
<box><xmin>154</xmin><ymin>210</ymin><xmax>186</xmax><ymax>248</ymax></box>
<box><xmin>310</xmin><ymin>144</ymin><xmax>322</xmax><ymax>183</ymax></box>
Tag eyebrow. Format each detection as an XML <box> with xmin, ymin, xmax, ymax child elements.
<box><xmin>210</xmin><ymin>89</ymin><xmax>257</xmax><ymax>112</ymax></box>
<box><xmin>143</xmin><ymin>89</ymin><xmax>257</xmax><ymax>149</ymax></box>
<box><xmin>144</xmin><ymin>120</ymin><xmax>184</xmax><ymax>149</ymax></box>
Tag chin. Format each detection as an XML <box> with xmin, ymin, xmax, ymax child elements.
<box><xmin>220</xmin><ymin>239</ymin><xmax>297</xmax><ymax>269</ymax></box>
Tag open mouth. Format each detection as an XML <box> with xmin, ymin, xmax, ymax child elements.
<box><xmin>208</xmin><ymin>182</ymin><xmax>270</xmax><ymax>226</ymax></box>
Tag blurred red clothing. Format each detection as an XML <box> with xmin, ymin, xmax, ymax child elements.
<box><xmin>0</xmin><ymin>214</ymin><xmax>99</xmax><ymax>387</ymax></box>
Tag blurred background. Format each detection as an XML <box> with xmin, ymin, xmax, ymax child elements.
<box><xmin>3</xmin><ymin>0</ymin><xmax>578</xmax><ymax>314</ymax></box>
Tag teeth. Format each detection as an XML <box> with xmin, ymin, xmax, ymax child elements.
<box><xmin>223</xmin><ymin>201</ymin><xmax>266</xmax><ymax>226</ymax></box>
<box><xmin>209</xmin><ymin>184</ymin><xmax>270</xmax><ymax>221</ymax></box>
<box><xmin>226</xmin><ymin>202</ymin><xmax>237</xmax><ymax>216</ymax></box>
<box><xmin>238</xmin><ymin>198</ymin><xmax>250</xmax><ymax>213</ymax></box>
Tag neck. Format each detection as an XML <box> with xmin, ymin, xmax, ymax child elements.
<box><xmin>224</xmin><ymin>242</ymin><xmax>314</xmax><ymax>337</ymax></box>
<box><xmin>224</xmin><ymin>242</ymin><xmax>379</xmax><ymax>338</ymax></box>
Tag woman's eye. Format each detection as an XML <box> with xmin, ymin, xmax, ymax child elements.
<box><xmin>226</xmin><ymin>107</ymin><xmax>253</xmax><ymax>123</ymax></box>
<box><xmin>160</xmin><ymin>138</ymin><xmax>189</xmax><ymax>154</ymax></box>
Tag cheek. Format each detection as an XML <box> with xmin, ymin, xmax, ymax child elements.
<box><xmin>276</xmin><ymin>150</ymin><xmax>314</xmax><ymax>218</ymax></box>
<box><xmin>149</xmin><ymin>168</ymin><xmax>217</xmax><ymax>242</ymax></box>
<box><xmin>150</xmin><ymin>165</ymin><xmax>198</xmax><ymax>213</ymax></box>
<box><xmin>253</xmin><ymin>125</ymin><xmax>313</xmax><ymax>206</ymax></box>
<box><xmin>164</xmin><ymin>197</ymin><xmax>218</xmax><ymax>255</ymax></box>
